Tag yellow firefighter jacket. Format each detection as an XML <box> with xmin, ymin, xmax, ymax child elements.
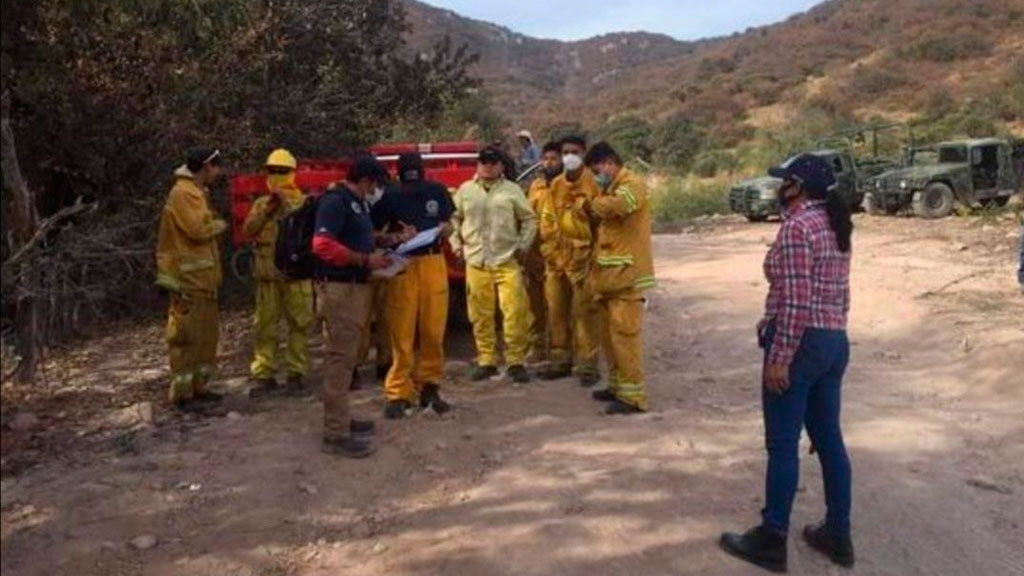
<box><xmin>242</xmin><ymin>179</ymin><xmax>305</xmax><ymax>281</ymax></box>
<box><xmin>541</xmin><ymin>168</ymin><xmax>599</xmax><ymax>280</ymax></box>
<box><xmin>155</xmin><ymin>166</ymin><xmax>226</xmax><ymax>297</ymax></box>
<box><xmin>586</xmin><ymin>167</ymin><xmax>655</xmax><ymax>295</ymax></box>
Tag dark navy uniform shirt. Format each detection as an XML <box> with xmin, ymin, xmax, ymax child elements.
<box><xmin>314</xmin><ymin>186</ymin><xmax>374</xmax><ymax>283</ymax></box>
<box><xmin>371</xmin><ymin>180</ymin><xmax>455</xmax><ymax>256</ymax></box>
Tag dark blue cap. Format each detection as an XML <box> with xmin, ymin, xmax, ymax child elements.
<box><xmin>768</xmin><ymin>153</ymin><xmax>837</xmax><ymax>198</ymax></box>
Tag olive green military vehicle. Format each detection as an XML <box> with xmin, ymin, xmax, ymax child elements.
<box><xmin>864</xmin><ymin>138</ymin><xmax>1023</xmax><ymax>218</ymax></box>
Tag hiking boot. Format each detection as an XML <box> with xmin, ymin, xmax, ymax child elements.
<box><xmin>192</xmin><ymin>390</ymin><xmax>224</xmax><ymax>403</ymax></box>
<box><xmin>592</xmin><ymin>388</ymin><xmax>617</xmax><ymax>402</ymax></box>
<box><xmin>285</xmin><ymin>374</ymin><xmax>307</xmax><ymax>397</ymax></box>
<box><xmin>350</xmin><ymin>368</ymin><xmax>362</xmax><ymax>391</ymax></box>
<box><xmin>376</xmin><ymin>363</ymin><xmax>391</xmax><ymax>382</ymax></box>
<box><xmin>321</xmin><ymin>436</ymin><xmax>376</xmax><ymax>459</ymax></box>
<box><xmin>604</xmin><ymin>399</ymin><xmax>645</xmax><ymax>415</ymax></box>
<box><xmin>350</xmin><ymin>419</ymin><xmax>376</xmax><ymax>437</ymax></box>
<box><xmin>470</xmin><ymin>364</ymin><xmax>499</xmax><ymax>382</ymax></box>
<box><xmin>539</xmin><ymin>365</ymin><xmax>572</xmax><ymax>380</ymax></box>
<box><xmin>507</xmin><ymin>364</ymin><xmax>530</xmax><ymax>384</ymax></box>
<box><xmin>384</xmin><ymin>399</ymin><xmax>413</xmax><ymax>420</ymax></box>
<box><xmin>578</xmin><ymin>372</ymin><xmax>601</xmax><ymax>388</ymax></box>
<box><xmin>803</xmin><ymin>522</ymin><xmax>854</xmax><ymax>568</ymax></box>
<box><xmin>719</xmin><ymin>525</ymin><xmax>788</xmax><ymax>574</ymax></box>
<box><xmin>419</xmin><ymin>383</ymin><xmax>451</xmax><ymax>414</ymax></box>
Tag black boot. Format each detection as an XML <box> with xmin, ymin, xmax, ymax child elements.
<box><xmin>419</xmin><ymin>383</ymin><xmax>451</xmax><ymax>414</ymax></box>
<box><xmin>470</xmin><ymin>364</ymin><xmax>499</xmax><ymax>382</ymax></box>
<box><xmin>604</xmin><ymin>399</ymin><xmax>645</xmax><ymax>415</ymax></box>
<box><xmin>803</xmin><ymin>522</ymin><xmax>854</xmax><ymax>568</ymax></box>
<box><xmin>350</xmin><ymin>419</ymin><xmax>376</xmax><ymax>437</ymax></box>
<box><xmin>719</xmin><ymin>525</ymin><xmax>788</xmax><ymax>573</ymax></box>
<box><xmin>384</xmin><ymin>399</ymin><xmax>412</xmax><ymax>420</ymax></box>
<box><xmin>249</xmin><ymin>377</ymin><xmax>279</xmax><ymax>399</ymax></box>
<box><xmin>578</xmin><ymin>371</ymin><xmax>601</xmax><ymax>388</ymax></box>
<box><xmin>539</xmin><ymin>364</ymin><xmax>572</xmax><ymax>380</ymax></box>
<box><xmin>592</xmin><ymin>388</ymin><xmax>616</xmax><ymax>402</ymax></box>
<box><xmin>285</xmin><ymin>373</ymin><xmax>307</xmax><ymax>397</ymax></box>
<box><xmin>507</xmin><ymin>364</ymin><xmax>530</xmax><ymax>383</ymax></box>
<box><xmin>376</xmin><ymin>363</ymin><xmax>391</xmax><ymax>382</ymax></box>
<box><xmin>321</xmin><ymin>436</ymin><xmax>376</xmax><ymax>459</ymax></box>
<box><xmin>350</xmin><ymin>368</ymin><xmax>362</xmax><ymax>391</ymax></box>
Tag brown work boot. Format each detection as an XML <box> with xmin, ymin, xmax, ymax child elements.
<box><xmin>321</xmin><ymin>436</ymin><xmax>376</xmax><ymax>459</ymax></box>
<box><xmin>539</xmin><ymin>364</ymin><xmax>572</xmax><ymax>381</ymax></box>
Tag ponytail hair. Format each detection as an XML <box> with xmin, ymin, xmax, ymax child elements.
<box><xmin>823</xmin><ymin>189</ymin><xmax>853</xmax><ymax>253</ymax></box>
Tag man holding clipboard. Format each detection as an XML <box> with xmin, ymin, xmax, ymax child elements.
<box><xmin>371</xmin><ymin>153</ymin><xmax>457</xmax><ymax>418</ymax></box>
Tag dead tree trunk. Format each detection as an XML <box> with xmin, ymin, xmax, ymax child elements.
<box><xmin>1</xmin><ymin>89</ymin><xmax>42</xmax><ymax>383</ymax></box>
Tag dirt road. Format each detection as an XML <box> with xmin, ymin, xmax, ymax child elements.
<box><xmin>3</xmin><ymin>214</ymin><xmax>1023</xmax><ymax>576</ymax></box>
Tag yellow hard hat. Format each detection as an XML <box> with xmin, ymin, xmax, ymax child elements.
<box><xmin>265</xmin><ymin>148</ymin><xmax>297</xmax><ymax>170</ymax></box>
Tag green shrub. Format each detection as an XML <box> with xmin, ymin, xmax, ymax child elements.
<box><xmin>903</xmin><ymin>34</ymin><xmax>994</xmax><ymax>63</ymax></box>
<box><xmin>850</xmin><ymin>65</ymin><xmax>908</xmax><ymax>96</ymax></box>
<box><xmin>650</xmin><ymin>176</ymin><xmax>730</xmax><ymax>223</ymax></box>
<box><xmin>593</xmin><ymin>115</ymin><xmax>653</xmax><ymax>162</ymax></box>
<box><xmin>648</xmin><ymin>115</ymin><xmax>706</xmax><ymax>172</ymax></box>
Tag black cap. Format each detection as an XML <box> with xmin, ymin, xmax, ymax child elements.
<box><xmin>397</xmin><ymin>153</ymin><xmax>424</xmax><ymax>182</ymax></box>
<box><xmin>478</xmin><ymin>146</ymin><xmax>504</xmax><ymax>164</ymax></box>
<box><xmin>185</xmin><ymin>147</ymin><xmax>221</xmax><ymax>172</ymax></box>
<box><xmin>768</xmin><ymin>153</ymin><xmax>837</xmax><ymax>198</ymax></box>
<box><xmin>584</xmin><ymin>141</ymin><xmax>621</xmax><ymax>167</ymax></box>
<box><xmin>348</xmin><ymin>155</ymin><xmax>389</xmax><ymax>184</ymax></box>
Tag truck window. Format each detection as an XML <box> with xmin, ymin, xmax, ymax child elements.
<box><xmin>938</xmin><ymin>146</ymin><xmax>968</xmax><ymax>163</ymax></box>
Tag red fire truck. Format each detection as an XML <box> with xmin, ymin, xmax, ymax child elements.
<box><xmin>227</xmin><ymin>141</ymin><xmax>541</xmax><ymax>318</ymax></box>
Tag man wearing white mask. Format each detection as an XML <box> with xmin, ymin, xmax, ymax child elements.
<box><xmin>538</xmin><ymin>135</ymin><xmax>601</xmax><ymax>387</ymax></box>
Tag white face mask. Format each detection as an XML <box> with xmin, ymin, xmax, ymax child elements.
<box><xmin>562</xmin><ymin>153</ymin><xmax>583</xmax><ymax>172</ymax></box>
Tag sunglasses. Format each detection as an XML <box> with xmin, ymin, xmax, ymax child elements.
<box><xmin>267</xmin><ymin>167</ymin><xmax>292</xmax><ymax>175</ymax></box>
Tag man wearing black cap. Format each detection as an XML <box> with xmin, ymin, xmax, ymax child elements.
<box><xmin>371</xmin><ymin>153</ymin><xmax>456</xmax><ymax>418</ymax></box>
<box><xmin>311</xmin><ymin>156</ymin><xmax>394</xmax><ymax>458</ymax></box>
<box><xmin>450</xmin><ymin>146</ymin><xmax>537</xmax><ymax>383</ymax></box>
<box><xmin>155</xmin><ymin>147</ymin><xmax>227</xmax><ymax>411</ymax></box>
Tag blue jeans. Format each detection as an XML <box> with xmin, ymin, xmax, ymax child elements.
<box><xmin>1018</xmin><ymin>226</ymin><xmax>1024</xmax><ymax>287</ymax></box>
<box><xmin>760</xmin><ymin>324</ymin><xmax>852</xmax><ymax>538</ymax></box>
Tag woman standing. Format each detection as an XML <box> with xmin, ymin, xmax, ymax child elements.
<box><xmin>720</xmin><ymin>154</ymin><xmax>855</xmax><ymax>573</ymax></box>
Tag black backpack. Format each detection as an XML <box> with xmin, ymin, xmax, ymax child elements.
<box><xmin>274</xmin><ymin>193</ymin><xmax>324</xmax><ymax>280</ymax></box>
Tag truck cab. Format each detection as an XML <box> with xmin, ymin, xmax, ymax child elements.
<box><xmin>866</xmin><ymin>138</ymin><xmax>1021</xmax><ymax>218</ymax></box>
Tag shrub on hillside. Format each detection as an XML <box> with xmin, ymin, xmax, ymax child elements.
<box><xmin>650</xmin><ymin>177</ymin><xmax>729</xmax><ymax>223</ymax></box>
<box><xmin>593</xmin><ymin>115</ymin><xmax>653</xmax><ymax>162</ymax></box>
<box><xmin>850</xmin><ymin>65</ymin><xmax>908</xmax><ymax>96</ymax></box>
<box><xmin>648</xmin><ymin>115</ymin><xmax>706</xmax><ymax>172</ymax></box>
<box><xmin>901</xmin><ymin>33</ymin><xmax>994</xmax><ymax>63</ymax></box>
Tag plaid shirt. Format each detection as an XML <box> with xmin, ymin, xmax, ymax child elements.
<box><xmin>762</xmin><ymin>200</ymin><xmax>850</xmax><ymax>365</ymax></box>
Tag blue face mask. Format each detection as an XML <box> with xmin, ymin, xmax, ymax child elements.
<box><xmin>594</xmin><ymin>172</ymin><xmax>612</xmax><ymax>188</ymax></box>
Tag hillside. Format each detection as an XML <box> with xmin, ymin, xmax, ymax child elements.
<box><xmin>403</xmin><ymin>0</ymin><xmax>1023</xmax><ymax>143</ymax></box>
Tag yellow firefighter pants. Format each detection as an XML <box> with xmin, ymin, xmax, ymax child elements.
<box><xmin>250</xmin><ymin>280</ymin><xmax>313</xmax><ymax>379</ymax></box>
<box><xmin>545</xmin><ymin>269</ymin><xmax>600</xmax><ymax>374</ymax></box>
<box><xmin>358</xmin><ymin>279</ymin><xmax>393</xmax><ymax>367</ymax></box>
<box><xmin>598</xmin><ymin>289</ymin><xmax>648</xmax><ymax>410</ymax></box>
<box><xmin>525</xmin><ymin>257</ymin><xmax>548</xmax><ymax>361</ymax></box>
<box><xmin>166</xmin><ymin>293</ymin><xmax>219</xmax><ymax>403</ymax></box>
<box><xmin>466</xmin><ymin>262</ymin><xmax>531</xmax><ymax>367</ymax></box>
<box><xmin>385</xmin><ymin>254</ymin><xmax>448</xmax><ymax>401</ymax></box>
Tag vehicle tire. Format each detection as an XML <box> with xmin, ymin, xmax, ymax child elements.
<box><xmin>912</xmin><ymin>182</ymin><xmax>955</xmax><ymax>219</ymax></box>
<box><xmin>745</xmin><ymin>214</ymin><xmax>769</xmax><ymax>223</ymax></box>
<box><xmin>230</xmin><ymin>246</ymin><xmax>255</xmax><ymax>284</ymax></box>
<box><xmin>863</xmin><ymin>192</ymin><xmax>886</xmax><ymax>216</ymax></box>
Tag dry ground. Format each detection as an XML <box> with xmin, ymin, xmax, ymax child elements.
<box><xmin>2</xmin><ymin>213</ymin><xmax>1023</xmax><ymax>576</ymax></box>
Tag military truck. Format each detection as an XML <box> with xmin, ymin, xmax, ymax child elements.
<box><xmin>730</xmin><ymin>123</ymin><xmax>908</xmax><ymax>221</ymax></box>
<box><xmin>728</xmin><ymin>149</ymin><xmax>867</xmax><ymax>222</ymax></box>
<box><xmin>864</xmin><ymin>138</ymin><xmax>1023</xmax><ymax>219</ymax></box>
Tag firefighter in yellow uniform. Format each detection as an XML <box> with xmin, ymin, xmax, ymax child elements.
<box><xmin>372</xmin><ymin>153</ymin><xmax>456</xmax><ymax>418</ymax></box>
<box><xmin>155</xmin><ymin>148</ymin><xmax>227</xmax><ymax>410</ymax></box>
<box><xmin>450</xmin><ymin>146</ymin><xmax>537</xmax><ymax>384</ymax></box>
<box><xmin>243</xmin><ymin>149</ymin><xmax>314</xmax><ymax>396</ymax></box>
<box><xmin>539</xmin><ymin>135</ymin><xmax>602</xmax><ymax>387</ymax></box>
<box><xmin>523</xmin><ymin>141</ymin><xmax>563</xmax><ymax>364</ymax></box>
<box><xmin>581</xmin><ymin>142</ymin><xmax>655</xmax><ymax>415</ymax></box>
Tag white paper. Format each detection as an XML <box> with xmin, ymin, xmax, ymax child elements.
<box><xmin>371</xmin><ymin>253</ymin><xmax>410</xmax><ymax>279</ymax></box>
<box><xmin>395</xmin><ymin>226</ymin><xmax>442</xmax><ymax>255</ymax></box>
